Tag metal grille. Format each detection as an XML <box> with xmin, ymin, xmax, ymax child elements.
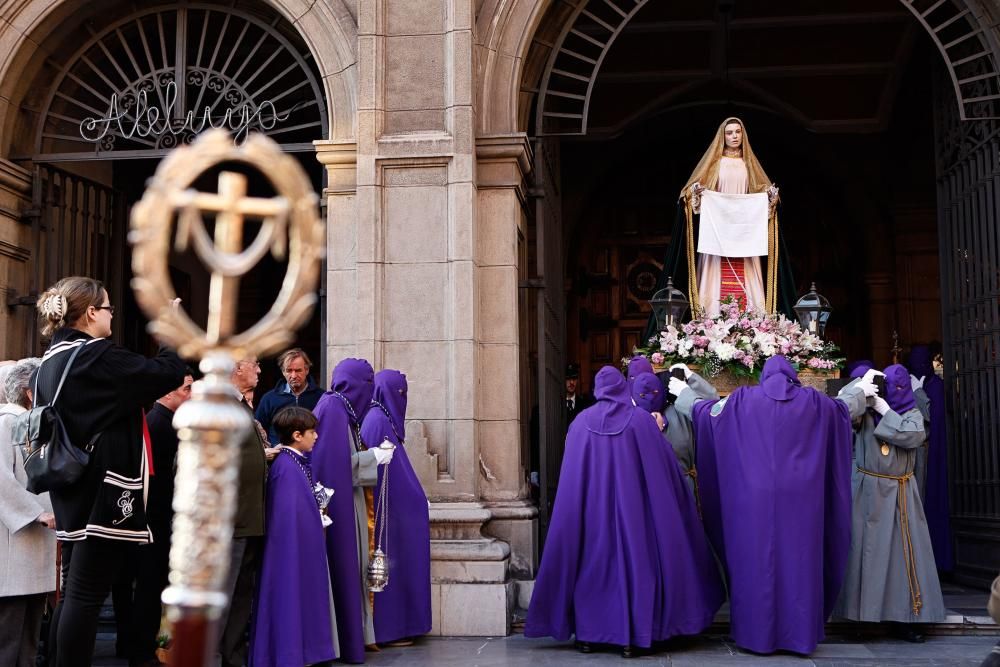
<box><xmin>19</xmin><ymin>166</ymin><xmax>127</xmax><ymax>352</ymax></box>
<box><xmin>933</xmin><ymin>62</ymin><xmax>1000</xmax><ymax>586</ymax></box>
<box><xmin>33</xmin><ymin>3</ymin><xmax>326</xmax><ymax>160</ymax></box>
<box><xmin>535</xmin><ymin>0</ymin><xmax>1000</xmax><ymax>135</ymax></box>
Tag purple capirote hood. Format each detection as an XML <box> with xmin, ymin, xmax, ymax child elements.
<box><xmin>883</xmin><ymin>363</ymin><xmax>916</xmax><ymax>414</ymax></box>
<box><xmin>759</xmin><ymin>355</ymin><xmax>800</xmax><ymax>401</ymax></box>
<box><xmin>329</xmin><ymin>358</ymin><xmax>375</xmax><ymax>424</ymax></box>
<box><xmin>632</xmin><ymin>372</ymin><xmax>663</xmax><ymax>413</ymax></box>
<box><xmin>627</xmin><ymin>356</ymin><xmax>655</xmax><ymax>384</ymax></box>
<box><xmin>907</xmin><ymin>346</ymin><xmax>933</xmax><ymax>379</ymax></box>
<box><xmin>583</xmin><ymin>366</ymin><xmax>634</xmax><ymax>435</ymax></box>
<box><xmin>372</xmin><ymin>368</ymin><xmax>407</xmax><ymax>440</ymax></box>
<box><xmin>848</xmin><ymin>359</ymin><xmax>874</xmax><ymax>379</ymax></box>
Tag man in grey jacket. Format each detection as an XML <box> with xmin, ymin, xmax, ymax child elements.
<box><xmin>0</xmin><ymin>357</ymin><xmax>56</xmax><ymax>667</ymax></box>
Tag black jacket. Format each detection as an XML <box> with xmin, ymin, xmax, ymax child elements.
<box><xmin>35</xmin><ymin>329</ymin><xmax>185</xmax><ymax>543</ymax></box>
<box><xmin>254</xmin><ymin>378</ymin><xmax>325</xmax><ymax>444</ymax></box>
<box><xmin>145</xmin><ymin>401</ymin><xmax>178</xmax><ymax>525</ymax></box>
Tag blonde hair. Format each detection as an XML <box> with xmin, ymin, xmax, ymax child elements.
<box><xmin>680</xmin><ymin>117</ymin><xmax>773</xmax><ymax>197</ymax></box>
<box><xmin>37</xmin><ymin>276</ymin><xmax>105</xmax><ymax>337</ymax></box>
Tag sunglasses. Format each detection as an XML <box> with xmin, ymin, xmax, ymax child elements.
<box><xmin>95</xmin><ymin>305</ymin><xmax>115</xmax><ymax>315</ymax></box>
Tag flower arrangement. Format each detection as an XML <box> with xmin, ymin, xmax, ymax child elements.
<box><xmin>634</xmin><ymin>297</ymin><xmax>844</xmax><ymax>379</ymax></box>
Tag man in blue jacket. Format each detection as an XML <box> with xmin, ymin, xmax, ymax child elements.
<box><xmin>255</xmin><ymin>348</ymin><xmax>325</xmax><ymax>443</ymax></box>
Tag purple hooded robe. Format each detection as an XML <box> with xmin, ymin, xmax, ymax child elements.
<box><xmin>525</xmin><ymin>366</ymin><xmax>724</xmax><ymax>648</ymax></box>
<box><xmin>908</xmin><ymin>346</ymin><xmax>953</xmax><ymax>571</ymax></box>
<box><xmin>312</xmin><ymin>359</ymin><xmax>377</xmax><ymax>664</ymax></box>
<box><xmin>250</xmin><ymin>448</ymin><xmax>338</xmax><ymax>666</ymax></box>
<box><xmin>627</xmin><ymin>356</ymin><xmax>656</xmax><ymax>394</ymax></box>
<box><xmin>686</xmin><ymin>356</ymin><xmax>861</xmax><ymax>654</ymax></box>
<box><xmin>359</xmin><ymin>370</ymin><xmax>433</xmax><ymax>643</ymax></box>
<box><xmin>848</xmin><ymin>360</ymin><xmax>874</xmax><ymax>379</ymax></box>
<box><xmin>631</xmin><ymin>371</ymin><xmax>664</xmax><ymax>414</ymax></box>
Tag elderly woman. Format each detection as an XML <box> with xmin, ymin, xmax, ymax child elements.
<box><xmin>0</xmin><ymin>357</ymin><xmax>56</xmax><ymax>667</ymax></box>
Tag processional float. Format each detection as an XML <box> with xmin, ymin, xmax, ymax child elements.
<box><xmin>129</xmin><ymin>129</ymin><xmax>325</xmax><ymax>666</ymax></box>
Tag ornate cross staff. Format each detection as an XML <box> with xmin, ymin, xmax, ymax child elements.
<box><xmin>129</xmin><ymin>129</ymin><xmax>324</xmax><ymax>666</ymax></box>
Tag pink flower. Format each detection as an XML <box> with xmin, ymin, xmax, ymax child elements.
<box><xmin>651</xmin><ymin>352</ymin><xmax>665</xmax><ymax>365</ymax></box>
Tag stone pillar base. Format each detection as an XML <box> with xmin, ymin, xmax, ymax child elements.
<box><xmin>483</xmin><ymin>500</ymin><xmax>538</xmax><ymax>580</ymax></box>
<box><xmin>429</xmin><ymin>502</ymin><xmax>515</xmax><ymax>636</ymax></box>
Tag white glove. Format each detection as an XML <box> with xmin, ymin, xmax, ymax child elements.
<box><xmin>910</xmin><ymin>374</ymin><xmax>925</xmax><ymax>391</ymax></box>
<box><xmin>861</xmin><ymin>368</ymin><xmax>885</xmax><ymax>385</ymax></box>
<box><xmin>371</xmin><ymin>447</ymin><xmax>394</xmax><ymax>466</ymax></box>
<box><xmin>668</xmin><ymin>377</ymin><xmax>689</xmax><ymax>398</ymax></box>
<box><xmin>669</xmin><ymin>363</ymin><xmax>693</xmax><ymax>380</ymax></box>
<box><xmin>854</xmin><ymin>380</ymin><xmax>879</xmax><ymax>398</ymax></box>
<box><xmin>871</xmin><ymin>396</ymin><xmax>891</xmax><ymax>416</ymax></box>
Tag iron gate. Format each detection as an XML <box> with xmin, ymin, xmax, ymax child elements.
<box><xmin>11</xmin><ymin>165</ymin><xmax>127</xmax><ymax>353</ymax></box>
<box><xmin>933</xmin><ymin>63</ymin><xmax>1000</xmax><ymax>587</ymax></box>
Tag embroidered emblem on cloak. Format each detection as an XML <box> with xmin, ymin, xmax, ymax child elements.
<box><xmin>113</xmin><ymin>490</ymin><xmax>135</xmax><ymax>525</ymax></box>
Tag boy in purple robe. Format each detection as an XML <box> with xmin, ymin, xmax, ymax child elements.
<box><xmin>250</xmin><ymin>407</ymin><xmax>338</xmax><ymax>667</ymax></box>
<box><xmin>671</xmin><ymin>356</ymin><xmax>872</xmax><ymax>655</ymax></box>
<box><xmin>312</xmin><ymin>359</ymin><xmax>394</xmax><ymax>664</ymax></box>
<box><xmin>359</xmin><ymin>370</ymin><xmax>432</xmax><ymax>645</ymax></box>
<box><xmin>526</xmin><ymin>366</ymin><xmax>724</xmax><ymax>658</ymax></box>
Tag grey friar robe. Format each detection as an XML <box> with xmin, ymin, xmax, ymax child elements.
<box><xmin>834</xmin><ymin>386</ymin><xmax>945</xmax><ymax>623</ymax></box>
<box><xmin>912</xmin><ymin>386</ymin><xmax>931</xmax><ymax>500</ymax></box>
<box><xmin>667</xmin><ymin>372</ymin><xmax>719</xmax><ymax>495</ymax></box>
<box><xmin>350</xmin><ymin>425</ymin><xmax>381</xmax><ymax>645</ymax></box>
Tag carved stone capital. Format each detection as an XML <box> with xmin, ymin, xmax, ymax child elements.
<box><xmin>0</xmin><ymin>159</ymin><xmax>31</xmax><ymax>197</ymax></box>
<box><xmin>313</xmin><ymin>140</ymin><xmax>357</xmax><ymax>194</ymax></box>
<box><xmin>476</xmin><ymin>133</ymin><xmax>532</xmax><ymax>190</ymax></box>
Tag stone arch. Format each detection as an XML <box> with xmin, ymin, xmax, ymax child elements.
<box><xmin>0</xmin><ymin>0</ymin><xmax>358</xmax><ymax>156</ymax></box>
<box><xmin>476</xmin><ymin>0</ymin><xmax>1000</xmax><ymax>138</ymax></box>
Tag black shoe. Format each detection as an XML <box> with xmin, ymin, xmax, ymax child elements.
<box><xmin>621</xmin><ymin>645</ymin><xmax>634</xmax><ymax>659</ymax></box>
<box><xmin>889</xmin><ymin>623</ymin><xmax>925</xmax><ymax>643</ymax></box>
<box><xmin>575</xmin><ymin>641</ymin><xmax>593</xmax><ymax>654</ymax></box>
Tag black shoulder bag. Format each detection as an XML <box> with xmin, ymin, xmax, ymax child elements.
<box><xmin>14</xmin><ymin>343</ymin><xmax>94</xmax><ymax>493</ymax></box>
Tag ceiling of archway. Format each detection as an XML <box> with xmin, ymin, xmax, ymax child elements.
<box><xmin>524</xmin><ymin>0</ymin><xmax>989</xmax><ymax>137</ymax></box>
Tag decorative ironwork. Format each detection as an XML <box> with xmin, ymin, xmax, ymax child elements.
<box><xmin>900</xmin><ymin>0</ymin><xmax>1000</xmax><ymax>121</ymax></box>
<box><xmin>35</xmin><ymin>3</ymin><xmax>326</xmax><ymax>159</ymax></box>
<box><xmin>535</xmin><ymin>0</ymin><xmax>1000</xmax><ymax>136</ymax></box>
<box><xmin>932</xmin><ymin>61</ymin><xmax>1000</xmax><ymax>586</ymax></box>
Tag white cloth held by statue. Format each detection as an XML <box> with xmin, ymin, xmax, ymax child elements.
<box><xmin>697</xmin><ymin>191</ymin><xmax>769</xmax><ymax>258</ymax></box>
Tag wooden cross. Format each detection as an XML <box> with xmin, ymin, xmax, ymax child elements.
<box><xmin>178</xmin><ymin>171</ymin><xmax>288</xmax><ymax>342</ymax></box>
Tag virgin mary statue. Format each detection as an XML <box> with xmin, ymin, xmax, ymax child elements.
<box><xmin>679</xmin><ymin>117</ymin><xmax>780</xmax><ymax>317</ymax></box>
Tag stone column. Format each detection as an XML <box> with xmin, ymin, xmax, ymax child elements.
<box><xmin>345</xmin><ymin>0</ymin><xmax>524</xmax><ymax>636</ymax></box>
<box><xmin>476</xmin><ymin>134</ymin><xmax>538</xmax><ymax>587</ymax></box>
<box><xmin>0</xmin><ymin>159</ymin><xmax>32</xmax><ymax>359</ymax></box>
